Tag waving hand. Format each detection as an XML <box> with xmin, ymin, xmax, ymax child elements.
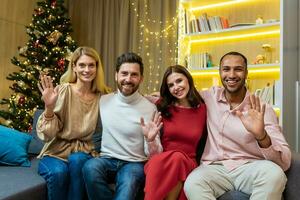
<box><xmin>38</xmin><ymin>74</ymin><xmax>59</xmax><ymax>111</ymax></box>
<box><xmin>234</xmin><ymin>95</ymin><xmax>266</xmax><ymax>140</ymax></box>
<box><xmin>140</xmin><ymin>111</ymin><xmax>163</xmax><ymax>142</ymax></box>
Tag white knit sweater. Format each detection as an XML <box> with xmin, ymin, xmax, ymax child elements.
<box><xmin>100</xmin><ymin>90</ymin><xmax>162</xmax><ymax>162</ymax></box>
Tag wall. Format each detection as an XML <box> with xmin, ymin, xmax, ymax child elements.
<box><xmin>282</xmin><ymin>0</ymin><xmax>300</xmax><ymax>152</ymax></box>
<box><xmin>0</xmin><ymin>0</ymin><xmax>37</xmax><ymax>109</ymax></box>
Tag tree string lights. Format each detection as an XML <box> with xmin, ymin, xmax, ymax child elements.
<box><xmin>0</xmin><ymin>0</ymin><xmax>77</xmax><ymax>132</ymax></box>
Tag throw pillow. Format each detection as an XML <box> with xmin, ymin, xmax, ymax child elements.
<box><xmin>0</xmin><ymin>125</ymin><xmax>32</xmax><ymax>167</ymax></box>
<box><xmin>28</xmin><ymin>109</ymin><xmax>44</xmax><ymax>155</ymax></box>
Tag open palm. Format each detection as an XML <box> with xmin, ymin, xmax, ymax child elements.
<box><xmin>235</xmin><ymin>95</ymin><xmax>266</xmax><ymax>138</ymax></box>
<box><xmin>141</xmin><ymin>111</ymin><xmax>163</xmax><ymax>142</ymax></box>
<box><xmin>38</xmin><ymin>75</ymin><xmax>58</xmax><ymax>109</ymax></box>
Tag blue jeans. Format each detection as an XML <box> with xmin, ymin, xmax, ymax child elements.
<box><xmin>38</xmin><ymin>152</ymin><xmax>92</xmax><ymax>200</ymax></box>
<box><xmin>82</xmin><ymin>157</ymin><xmax>145</xmax><ymax>200</ymax></box>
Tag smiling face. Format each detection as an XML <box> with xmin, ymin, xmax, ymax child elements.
<box><xmin>73</xmin><ymin>55</ymin><xmax>97</xmax><ymax>83</ymax></box>
<box><xmin>167</xmin><ymin>72</ymin><xmax>190</xmax><ymax>103</ymax></box>
<box><xmin>115</xmin><ymin>62</ymin><xmax>143</xmax><ymax>96</ymax></box>
<box><xmin>219</xmin><ymin>54</ymin><xmax>248</xmax><ymax>96</ymax></box>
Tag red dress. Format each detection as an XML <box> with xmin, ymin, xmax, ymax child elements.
<box><xmin>144</xmin><ymin>104</ymin><xmax>207</xmax><ymax>200</ymax></box>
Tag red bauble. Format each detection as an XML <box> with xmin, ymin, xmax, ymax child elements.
<box><xmin>28</xmin><ymin>125</ymin><xmax>32</xmax><ymax>132</ymax></box>
<box><xmin>18</xmin><ymin>96</ymin><xmax>25</xmax><ymax>106</ymax></box>
<box><xmin>57</xmin><ymin>58</ymin><xmax>65</xmax><ymax>71</ymax></box>
<box><xmin>34</xmin><ymin>40</ymin><xmax>40</xmax><ymax>48</ymax></box>
<box><xmin>34</xmin><ymin>8</ymin><xmax>44</xmax><ymax>15</ymax></box>
<box><xmin>51</xmin><ymin>0</ymin><xmax>57</xmax><ymax>8</ymax></box>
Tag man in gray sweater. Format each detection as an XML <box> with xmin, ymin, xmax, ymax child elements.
<box><xmin>82</xmin><ymin>52</ymin><xmax>162</xmax><ymax>200</ymax></box>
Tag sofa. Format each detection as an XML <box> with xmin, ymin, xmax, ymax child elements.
<box><xmin>0</xmin><ymin>110</ymin><xmax>300</xmax><ymax>200</ymax></box>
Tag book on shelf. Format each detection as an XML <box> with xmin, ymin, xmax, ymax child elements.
<box><xmin>254</xmin><ymin>83</ymin><xmax>274</xmax><ymax>105</ymax></box>
<box><xmin>183</xmin><ymin>10</ymin><xmax>229</xmax><ymax>34</ymax></box>
<box><xmin>208</xmin><ymin>17</ymin><xmax>217</xmax><ymax>31</ymax></box>
<box><xmin>214</xmin><ymin>16</ymin><xmax>223</xmax><ymax>30</ymax></box>
<box><xmin>184</xmin><ymin>9</ymin><xmax>187</xmax><ymax>34</ymax></box>
<box><xmin>188</xmin><ymin>53</ymin><xmax>212</xmax><ymax>70</ymax></box>
<box><xmin>220</xmin><ymin>17</ymin><xmax>229</xmax><ymax>29</ymax></box>
<box><xmin>202</xmin><ymin>13</ymin><xmax>211</xmax><ymax>32</ymax></box>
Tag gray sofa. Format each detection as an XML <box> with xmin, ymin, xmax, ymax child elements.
<box><xmin>0</xmin><ymin>110</ymin><xmax>300</xmax><ymax>200</ymax></box>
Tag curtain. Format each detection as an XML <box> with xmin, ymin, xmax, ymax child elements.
<box><xmin>68</xmin><ymin>0</ymin><xmax>178</xmax><ymax>93</ymax></box>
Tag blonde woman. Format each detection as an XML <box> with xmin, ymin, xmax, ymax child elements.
<box><xmin>37</xmin><ymin>47</ymin><xmax>110</xmax><ymax>200</ymax></box>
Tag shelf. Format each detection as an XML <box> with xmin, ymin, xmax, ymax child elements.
<box><xmin>184</xmin><ymin>22</ymin><xmax>280</xmax><ymax>44</ymax></box>
<box><xmin>189</xmin><ymin>63</ymin><xmax>280</xmax><ymax>79</ymax></box>
<box><xmin>179</xmin><ymin>0</ymin><xmax>282</xmax><ymax>118</ymax></box>
<box><xmin>181</xmin><ymin>0</ymin><xmax>249</xmax><ymax>10</ymax></box>
<box><xmin>273</xmin><ymin>107</ymin><xmax>280</xmax><ymax>117</ymax></box>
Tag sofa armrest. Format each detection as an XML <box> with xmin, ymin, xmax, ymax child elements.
<box><xmin>284</xmin><ymin>152</ymin><xmax>300</xmax><ymax>200</ymax></box>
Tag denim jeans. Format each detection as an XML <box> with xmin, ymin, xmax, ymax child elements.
<box><xmin>38</xmin><ymin>152</ymin><xmax>92</xmax><ymax>200</ymax></box>
<box><xmin>82</xmin><ymin>157</ymin><xmax>145</xmax><ymax>200</ymax></box>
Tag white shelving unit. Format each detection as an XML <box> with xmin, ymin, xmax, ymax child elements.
<box><xmin>178</xmin><ymin>0</ymin><xmax>300</xmax><ymax>151</ymax></box>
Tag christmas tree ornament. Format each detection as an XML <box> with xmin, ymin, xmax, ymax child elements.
<box><xmin>0</xmin><ymin>0</ymin><xmax>77</xmax><ymax>132</ymax></box>
<box><xmin>65</xmin><ymin>35</ymin><xmax>71</xmax><ymax>41</ymax></box>
<box><xmin>18</xmin><ymin>96</ymin><xmax>26</xmax><ymax>106</ymax></box>
<box><xmin>27</xmin><ymin>72</ymin><xmax>34</xmax><ymax>80</ymax></box>
<box><xmin>48</xmin><ymin>15</ymin><xmax>55</xmax><ymax>20</ymax></box>
<box><xmin>34</xmin><ymin>7</ymin><xmax>44</xmax><ymax>15</ymax></box>
<box><xmin>20</xmin><ymin>72</ymin><xmax>27</xmax><ymax>77</ymax></box>
<box><xmin>51</xmin><ymin>0</ymin><xmax>57</xmax><ymax>8</ymax></box>
<box><xmin>18</xmin><ymin>46</ymin><xmax>28</xmax><ymax>56</ymax></box>
<box><xmin>23</xmin><ymin>60</ymin><xmax>29</xmax><ymax>65</ymax></box>
<box><xmin>47</xmin><ymin>30</ymin><xmax>62</xmax><ymax>45</ymax></box>
<box><xmin>17</xmin><ymin>81</ymin><xmax>26</xmax><ymax>88</ymax></box>
<box><xmin>34</xmin><ymin>65</ymin><xmax>42</xmax><ymax>71</ymax></box>
<box><xmin>27</xmin><ymin>125</ymin><xmax>32</xmax><ymax>132</ymax></box>
<box><xmin>43</xmin><ymin>68</ymin><xmax>50</xmax><ymax>74</ymax></box>
<box><xmin>57</xmin><ymin>58</ymin><xmax>65</xmax><ymax>71</ymax></box>
<box><xmin>34</xmin><ymin>40</ymin><xmax>40</xmax><ymax>47</ymax></box>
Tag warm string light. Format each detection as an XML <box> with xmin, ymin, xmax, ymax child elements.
<box><xmin>189</xmin><ymin>0</ymin><xmax>248</xmax><ymax>12</ymax></box>
<box><xmin>130</xmin><ymin>0</ymin><xmax>178</xmax><ymax>93</ymax></box>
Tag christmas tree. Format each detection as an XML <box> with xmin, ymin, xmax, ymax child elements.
<box><xmin>0</xmin><ymin>0</ymin><xmax>77</xmax><ymax>132</ymax></box>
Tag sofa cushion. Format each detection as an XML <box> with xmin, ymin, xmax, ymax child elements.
<box><xmin>218</xmin><ymin>190</ymin><xmax>250</xmax><ymax>200</ymax></box>
<box><xmin>0</xmin><ymin>157</ymin><xmax>46</xmax><ymax>200</ymax></box>
<box><xmin>0</xmin><ymin>125</ymin><xmax>32</xmax><ymax>167</ymax></box>
<box><xmin>284</xmin><ymin>152</ymin><xmax>300</xmax><ymax>200</ymax></box>
<box><xmin>28</xmin><ymin>109</ymin><xmax>44</xmax><ymax>155</ymax></box>
<box><xmin>92</xmin><ymin>114</ymin><xmax>102</xmax><ymax>153</ymax></box>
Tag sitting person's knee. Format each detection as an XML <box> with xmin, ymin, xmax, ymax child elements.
<box><xmin>68</xmin><ymin>152</ymin><xmax>89</xmax><ymax>165</ymax></box>
<box><xmin>118</xmin><ymin>163</ymin><xmax>145</xmax><ymax>186</ymax></box>
<box><xmin>82</xmin><ymin>159</ymin><xmax>97</xmax><ymax>178</ymax></box>
<box><xmin>45</xmin><ymin>165</ymin><xmax>69</xmax><ymax>186</ymax></box>
<box><xmin>265</xmin><ymin>162</ymin><xmax>287</xmax><ymax>186</ymax></box>
<box><xmin>184</xmin><ymin>171</ymin><xmax>202</xmax><ymax>194</ymax></box>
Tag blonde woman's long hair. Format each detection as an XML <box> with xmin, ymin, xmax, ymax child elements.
<box><xmin>60</xmin><ymin>46</ymin><xmax>111</xmax><ymax>94</ymax></box>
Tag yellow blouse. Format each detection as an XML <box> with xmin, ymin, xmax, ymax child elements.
<box><xmin>37</xmin><ymin>83</ymin><xmax>100</xmax><ymax>161</ymax></box>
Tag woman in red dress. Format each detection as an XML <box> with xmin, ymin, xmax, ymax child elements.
<box><xmin>144</xmin><ymin>65</ymin><xmax>207</xmax><ymax>200</ymax></box>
